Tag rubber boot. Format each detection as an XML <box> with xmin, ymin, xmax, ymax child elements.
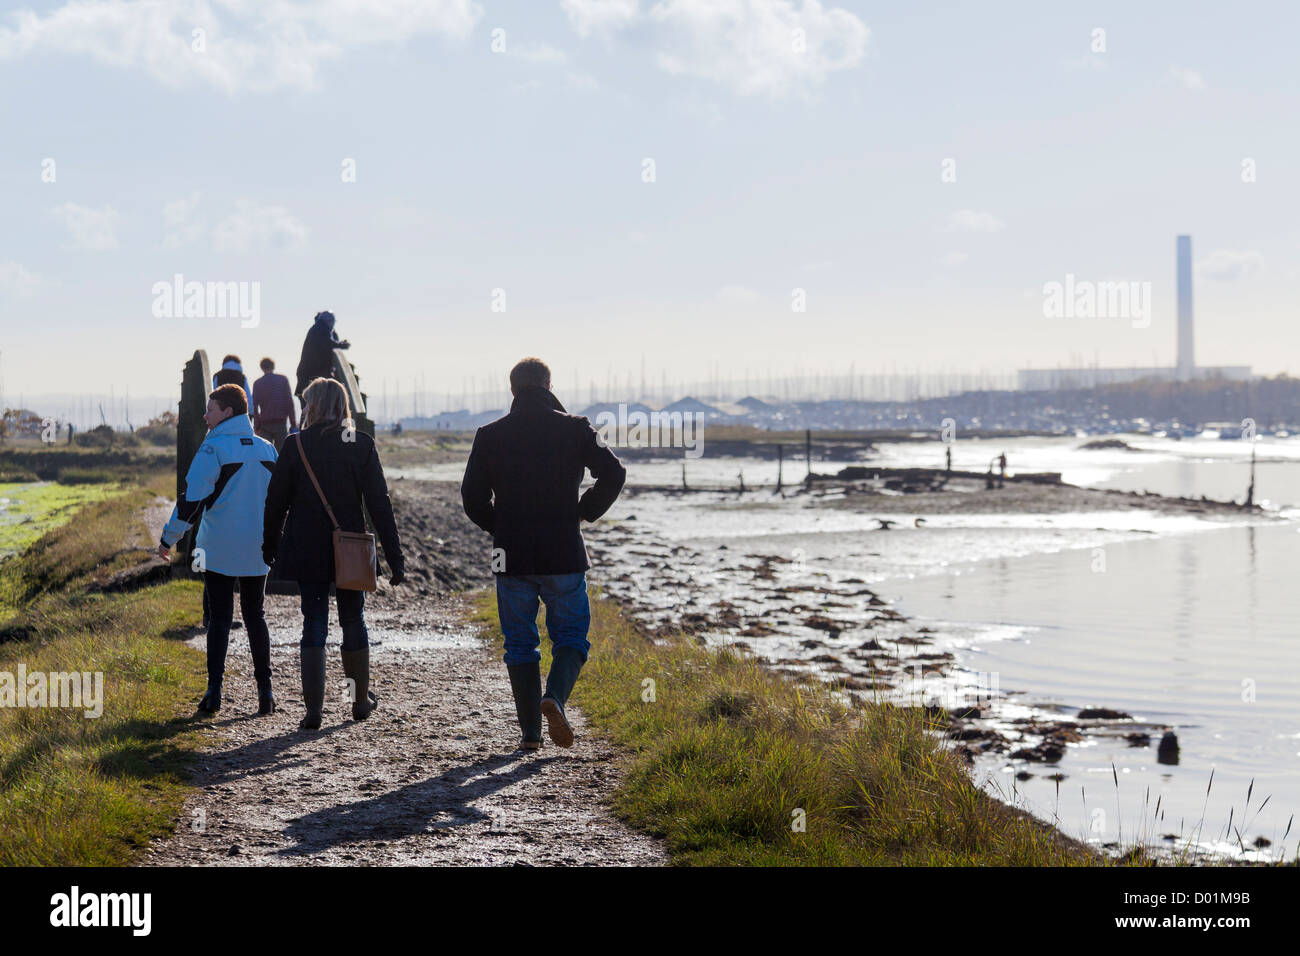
<box><xmin>248</xmin><ymin>618</ymin><xmax>274</xmax><ymax>716</ymax></box>
<box><xmin>299</xmin><ymin>646</ymin><xmax>326</xmax><ymax>730</ymax></box>
<box><xmin>197</xmin><ymin>682</ymin><xmax>222</xmax><ymax>714</ymax></box>
<box><xmin>341</xmin><ymin>649</ymin><xmax>378</xmax><ymax>720</ymax></box>
<box><xmin>540</xmin><ymin>647</ymin><xmax>585</xmax><ymax>748</ymax></box>
<box><xmin>256</xmin><ymin>679</ymin><xmax>276</xmax><ymax>716</ymax></box>
<box><xmin>506</xmin><ymin>662</ymin><xmax>543</xmax><ymax>750</ymax></box>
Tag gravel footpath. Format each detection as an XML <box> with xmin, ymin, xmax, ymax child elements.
<box><xmin>144</xmin><ymin>481</ymin><xmax>665</xmax><ymax>867</ymax></box>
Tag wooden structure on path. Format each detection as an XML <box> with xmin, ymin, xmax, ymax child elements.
<box><xmin>330</xmin><ymin>348</ymin><xmax>374</xmax><ymax>437</ymax></box>
<box><xmin>175</xmin><ymin>350</ymin><xmax>211</xmax><ymax>572</ymax></box>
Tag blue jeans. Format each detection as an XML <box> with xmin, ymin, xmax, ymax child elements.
<box><xmin>495</xmin><ymin>573</ymin><xmax>591</xmax><ymax>666</ymax></box>
<box><xmin>299</xmin><ymin>580</ymin><xmax>368</xmax><ymax>650</ymax></box>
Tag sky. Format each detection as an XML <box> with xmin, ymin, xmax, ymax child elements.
<box><xmin>1</xmin><ymin>0</ymin><xmax>1298</xmax><ymax>415</ymax></box>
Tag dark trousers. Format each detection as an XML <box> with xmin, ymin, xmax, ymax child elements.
<box><xmin>299</xmin><ymin>580</ymin><xmax>368</xmax><ymax>650</ymax></box>
<box><xmin>256</xmin><ymin>421</ymin><xmax>289</xmax><ymax>451</ymax></box>
<box><xmin>204</xmin><ymin>572</ymin><xmax>272</xmax><ymax>691</ymax></box>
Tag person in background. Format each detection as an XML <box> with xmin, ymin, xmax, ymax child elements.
<box><xmin>294</xmin><ymin>311</ymin><xmax>350</xmax><ymax>409</ymax></box>
<box><xmin>213</xmin><ymin>355</ymin><xmax>253</xmax><ymax>412</ymax></box>
<box><xmin>460</xmin><ymin>357</ymin><xmax>626</xmax><ymax>752</ymax></box>
<box><xmin>158</xmin><ymin>384</ymin><xmax>278</xmax><ymax>716</ymax></box>
<box><xmin>252</xmin><ymin>356</ymin><xmax>298</xmax><ymax>451</ymax></box>
<box><xmin>263</xmin><ymin>377</ymin><xmax>404</xmax><ymax>731</ymax></box>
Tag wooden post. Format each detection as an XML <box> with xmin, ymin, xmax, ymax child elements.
<box><xmin>176</xmin><ymin>349</ymin><xmax>211</xmax><ymax>573</ymax></box>
<box><xmin>1245</xmin><ymin>444</ymin><xmax>1256</xmax><ymax>508</ymax></box>
<box><xmin>331</xmin><ymin>349</ymin><xmax>374</xmax><ymax>438</ymax></box>
<box><xmin>805</xmin><ymin>429</ymin><xmax>812</xmax><ymax>477</ymax></box>
<box><xmin>775</xmin><ymin>443</ymin><xmax>784</xmax><ymax>493</ymax></box>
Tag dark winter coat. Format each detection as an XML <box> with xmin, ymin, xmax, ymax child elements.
<box><xmin>262</xmin><ymin>422</ymin><xmax>403</xmax><ymax>583</ymax></box>
<box><xmin>460</xmin><ymin>386</ymin><xmax>626</xmax><ymax>575</ymax></box>
<box><xmin>294</xmin><ymin>317</ymin><xmax>349</xmax><ymax>398</ymax></box>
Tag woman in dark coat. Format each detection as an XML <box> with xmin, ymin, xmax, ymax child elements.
<box><xmin>263</xmin><ymin>377</ymin><xmax>405</xmax><ymax>730</ymax></box>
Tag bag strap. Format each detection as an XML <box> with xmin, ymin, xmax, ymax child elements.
<box><xmin>294</xmin><ymin>432</ymin><xmax>342</xmax><ymax>532</ymax></box>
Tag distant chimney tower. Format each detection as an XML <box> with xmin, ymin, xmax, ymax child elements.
<box><xmin>1176</xmin><ymin>235</ymin><xmax>1195</xmax><ymax>381</ymax></box>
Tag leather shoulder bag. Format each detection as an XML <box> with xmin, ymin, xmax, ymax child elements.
<box><xmin>294</xmin><ymin>432</ymin><xmax>378</xmax><ymax>592</ymax></box>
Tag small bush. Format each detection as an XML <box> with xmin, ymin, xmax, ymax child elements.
<box><xmin>55</xmin><ymin>467</ymin><xmax>118</xmax><ymax>485</ymax></box>
<box><xmin>74</xmin><ymin>425</ymin><xmax>140</xmax><ymax>449</ymax></box>
<box><xmin>136</xmin><ymin>424</ymin><xmax>176</xmax><ymax>446</ymax></box>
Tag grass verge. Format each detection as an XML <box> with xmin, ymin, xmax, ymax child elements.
<box><xmin>0</xmin><ymin>470</ymin><xmax>208</xmax><ymax>866</ymax></box>
<box><xmin>473</xmin><ymin>588</ymin><xmax>1102</xmax><ymax>866</ymax></box>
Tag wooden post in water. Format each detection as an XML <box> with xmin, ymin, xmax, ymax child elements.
<box><xmin>775</xmin><ymin>443</ymin><xmax>784</xmax><ymax>493</ymax></box>
<box><xmin>176</xmin><ymin>349</ymin><xmax>211</xmax><ymax>573</ymax></box>
<box><xmin>1245</xmin><ymin>444</ymin><xmax>1256</xmax><ymax>508</ymax></box>
<box><xmin>803</xmin><ymin>428</ymin><xmax>813</xmax><ymax>489</ymax></box>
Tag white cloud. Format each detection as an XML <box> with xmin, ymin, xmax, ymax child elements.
<box><xmin>212</xmin><ymin>200</ymin><xmax>308</xmax><ymax>253</ymax></box>
<box><xmin>563</xmin><ymin>0</ymin><xmax>868</xmax><ymax>98</ymax></box>
<box><xmin>649</xmin><ymin>0</ymin><xmax>869</xmax><ymax>98</ymax></box>
<box><xmin>51</xmin><ymin>202</ymin><xmax>119</xmax><ymax>250</ymax></box>
<box><xmin>943</xmin><ymin>209</ymin><xmax>1004</xmax><ymax>233</ymax></box>
<box><xmin>163</xmin><ymin>192</ymin><xmax>204</xmax><ymax>247</ymax></box>
<box><xmin>1168</xmin><ymin>66</ymin><xmax>1206</xmax><ymax>91</ymax></box>
<box><xmin>939</xmin><ymin>251</ymin><xmax>968</xmax><ymax>268</ymax></box>
<box><xmin>562</xmin><ymin>0</ymin><xmax>640</xmax><ymax>38</ymax></box>
<box><xmin>0</xmin><ymin>0</ymin><xmax>483</xmax><ymax>94</ymax></box>
<box><xmin>0</xmin><ymin>261</ymin><xmax>40</xmax><ymax>296</ymax></box>
<box><xmin>1196</xmin><ymin>249</ymin><xmax>1263</xmax><ymax>281</ymax></box>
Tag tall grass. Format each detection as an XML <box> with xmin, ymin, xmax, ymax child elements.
<box><xmin>0</xmin><ymin>474</ymin><xmax>209</xmax><ymax>866</ymax></box>
<box><xmin>473</xmin><ymin>590</ymin><xmax>1098</xmax><ymax>866</ymax></box>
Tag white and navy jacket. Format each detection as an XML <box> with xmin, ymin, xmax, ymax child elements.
<box><xmin>161</xmin><ymin>414</ymin><xmax>277</xmax><ymax>577</ymax></box>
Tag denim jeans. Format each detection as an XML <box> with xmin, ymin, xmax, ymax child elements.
<box><xmin>299</xmin><ymin>580</ymin><xmax>368</xmax><ymax>650</ymax></box>
<box><xmin>495</xmin><ymin>572</ymin><xmax>591</xmax><ymax>666</ymax></box>
<box><xmin>204</xmin><ymin>572</ymin><xmax>271</xmax><ymax>689</ymax></box>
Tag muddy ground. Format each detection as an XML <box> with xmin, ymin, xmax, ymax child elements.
<box><xmin>582</xmin><ymin>475</ymin><xmax>1266</xmax><ymax>812</ymax></box>
<box><xmin>145</xmin><ymin>480</ymin><xmax>664</xmax><ymax>867</ymax></box>
<box><xmin>801</xmin><ymin>473</ymin><xmax>1264</xmax><ymax>517</ymax></box>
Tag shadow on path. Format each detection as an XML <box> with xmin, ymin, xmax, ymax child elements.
<box><xmin>190</xmin><ymin>723</ymin><xmax>347</xmax><ymax>786</ymax></box>
<box><xmin>277</xmin><ymin>751</ymin><xmax>556</xmax><ymax>856</ymax></box>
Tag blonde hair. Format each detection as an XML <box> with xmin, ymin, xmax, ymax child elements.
<box><xmin>301</xmin><ymin>377</ymin><xmax>353</xmax><ymax>431</ymax></box>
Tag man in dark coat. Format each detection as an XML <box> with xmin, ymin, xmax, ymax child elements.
<box><xmin>294</xmin><ymin>311</ymin><xmax>350</xmax><ymax>400</ymax></box>
<box><xmin>461</xmin><ymin>357</ymin><xmax>626</xmax><ymax>751</ymax></box>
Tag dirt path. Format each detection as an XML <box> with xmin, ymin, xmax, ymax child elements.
<box><xmin>144</xmin><ymin>484</ymin><xmax>665</xmax><ymax>866</ymax></box>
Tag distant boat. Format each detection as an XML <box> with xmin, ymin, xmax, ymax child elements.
<box><xmin>1201</xmin><ymin>421</ymin><xmax>1243</xmax><ymax>440</ymax></box>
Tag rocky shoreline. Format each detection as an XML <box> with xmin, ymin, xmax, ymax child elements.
<box><xmin>382</xmin><ymin>477</ymin><xmax>1226</xmax><ymax>790</ymax></box>
<box><xmin>385</xmin><ymin>476</ymin><xmax>1275</xmax><ymax>861</ymax></box>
